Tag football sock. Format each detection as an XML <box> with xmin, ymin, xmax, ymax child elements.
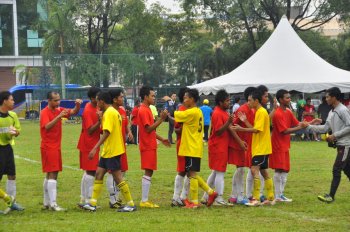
<box><xmin>231</xmin><ymin>170</ymin><xmax>237</xmax><ymax>198</ymax></box>
<box><xmin>43</xmin><ymin>178</ymin><xmax>49</xmax><ymax>206</ymax></box>
<box><xmin>265</xmin><ymin>178</ymin><xmax>274</xmax><ymax>201</ymax></box>
<box><xmin>215</xmin><ymin>171</ymin><xmax>225</xmax><ymax>201</ymax></box>
<box><xmin>90</xmin><ymin>180</ymin><xmax>103</xmax><ymax>207</ymax></box>
<box><xmin>107</xmin><ymin>173</ymin><xmax>119</xmax><ymax>204</ymax></box>
<box><xmin>273</xmin><ymin>172</ymin><xmax>282</xmax><ymax>198</ymax></box>
<box><xmin>47</xmin><ymin>179</ymin><xmax>57</xmax><ymax>207</ymax></box>
<box><xmin>203</xmin><ymin>171</ymin><xmax>216</xmax><ymax>201</ymax></box>
<box><xmin>141</xmin><ymin>175</ymin><xmax>151</xmax><ymax>202</ymax></box>
<box><xmin>280</xmin><ymin>172</ymin><xmax>288</xmax><ymax>195</ymax></box>
<box><xmin>189</xmin><ymin>177</ymin><xmax>199</xmax><ymax>204</ymax></box>
<box><xmin>85</xmin><ymin>174</ymin><xmax>95</xmax><ymax>202</ymax></box>
<box><xmin>0</xmin><ymin>188</ymin><xmax>11</xmax><ymax>203</ymax></box>
<box><xmin>118</xmin><ymin>181</ymin><xmax>134</xmax><ymax>207</ymax></box>
<box><xmin>253</xmin><ymin>178</ymin><xmax>261</xmax><ymax>200</ymax></box>
<box><xmin>6</xmin><ymin>180</ymin><xmax>16</xmax><ymax>199</ymax></box>
<box><xmin>173</xmin><ymin>174</ymin><xmax>184</xmax><ymax>200</ymax></box>
<box><xmin>246</xmin><ymin>170</ymin><xmax>254</xmax><ymax>198</ymax></box>
<box><xmin>196</xmin><ymin>175</ymin><xmax>214</xmax><ymax>195</ymax></box>
<box><xmin>80</xmin><ymin>173</ymin><xmax>86</xmax><ymax>203</ymax></box>
<box><xmin>236</xmin><ymin>167</ymin><xmax>245</xmax><ymax>200</ymax></box>
<box><xmin>180</xmin><ymin>176</ymin><xmax>190</xmax><ymax>200</ymax></box>
<box><xmin>259</xmin><ymin>173</ymin><xmax>265</xmax><ymax>196</ymax></box>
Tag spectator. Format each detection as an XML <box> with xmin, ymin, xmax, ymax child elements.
<box><xmin>130</xmin><ymin>99</ymin><xmax>140</xmax><ymax>144</ymax></box>
<box><xmin>296</xmin><ymin>94</ymin><xmax>306</xmax><ymax>121</ymax></box>
<box><xmin>200</xmin><ymin>99</ymin><xmax>213</xmax><ymax>142</ymax></box>
<box><xmin>303</xmin><ymin>98</ymin><xmax>318</xmax><ymax>141</ymax></box>
<box><xmin>164</xmin><ymin>93</ymin><xmax>177</xmax><ymax>144</ymax></box>
<box><xmin>232</xmin><ymin>96</ymin><xmax>240</xmax><ymax>113</ymax></box>
<box><xmin>318</xmin><ymin>96</ymin><xmax>332</xmax><ymax>125</ymax></box>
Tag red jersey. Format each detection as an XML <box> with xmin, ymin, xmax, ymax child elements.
<box><xmin>40</xmin><ymin>106</ymin><xmax>70</xmax><ymax>150</ymax></box>
<box><xmin>208</xmin><ymin>107</ymin><xmax>230</xmax><ymax>154</ymax></box>
<box><xmin>272</xmin><ymin>107</ymin><xmax>299</xmax><ymax>153</ymax></box>
<box><xmin>303</xmin><ymin>105</ymin><xmax>315</xmax><ymax>122</ymax></box>
<box><xmin>229</xmin><ymin>103</ymin><xmax>255</xmax><ymax>149</ymax></box>
<box><xmin>138</xmin><ymin>103</ymin><xmax>157</xmax><ymax>151</ymax></box>
<box><xmin>118</xmin><ymin>106</ymin><xmax>128</xmax><ymax>143</ymax></box>
<box><xmin>131</xmin><ymin>106</ymin><xmax>139</xmax><ymax>125</ymax></box>
<box><xmin>77</xmin><ymin>102</ymin><xmax>100</xmax><ymax>152</ymax></box>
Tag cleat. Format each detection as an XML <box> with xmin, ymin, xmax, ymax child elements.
<box><xmin>182</xmin><ymin>199</ymin><xmax>191</xmax><ymax>207</ymax></box>
<box><xmin>50</xmin><ymin>204</ymin><xmax>67</xmax><ymax>212</ymax></box>
<box><xmin>207</xmin><ymin>191</ymin><xmax>218</xmax><ymax>207</ymax></box>
<box><xmin>42</xmin><ymin>205</ymin><xmax>50</xmax><ymax>210</ymax></box>
<box><xmin>171</xmin><ymin>198</ymin><xmax>185</xmax><ymax>207</ymax></box>
<box><xmin>139</xmin><ymin>201</ymin><xmax>160</xmax><ymax>208</ymax></box>
<box><xmin>228</xmin><ymin>197</ymin><xmax>237</xmax><ymax>204</ymax></box>
<box><xmin>200</xmin><ymin>198</ymin><xmax>208</xmax><ymax>205</ymax></box>
<box><xmin>276</xmin><ymin>195</ymin><xmax>293</xmax><ymax>203</ymax></box>
<box><xmin>245</xmin><ymin>199</ymin><xmax>261</xmax><ymax>207</ymax></box>
<box><xmin>11</xmin><ymin>202</ymin><xmax>25</xmax><ymax>211</ymax></box>
<box><xmin>260</xmin><ymin>195</ymin><xmax>266</xmax><ymax>203</ymax></box>
<box><xmin>213</xmin><ymin>200</ymin><xmax>232</xmax><ymax>206</ymax></box>
<box><xmin>261</xmin><ymin>199</ymin><xmax>276</xmax><ymax>206</ymax></box>
<box><xmin>185</xmin><ymin>202</ymin><xmax>200</xmax><ymax>209</ymax></box>
<box><xmin>117</xmin><ymin>205</ymin><xmax>137</xmax><ymax>212</ymax></box>
<box><xmin>318</xmin><ymin>194</ymin><xmax>334</xmax><ymax>203</ymax></box>
<box><xmin>82</xmin><ymin>203</ymin><xmax>96</xmax><ymax>212</ymax></box>
<box><xmin>109</xmin><ymin>199</ymin><xmax>123</xmax><ymax>209</ymax></box>
<box><xmin>236</xmin><ymin>198</ymin><xmax>249</xmax><ymax>205</ymax></box>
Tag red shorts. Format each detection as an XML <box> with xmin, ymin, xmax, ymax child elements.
<box><xmin>141</xmin><ymin>149</ymin><xmax>157</xmax><ymax>170</ymax></box>
<box><xmin>120</xmin><ymin>153</ymin><xmax>128</xmax><ymax>172</ymax></box>
<box><xmin>79</xmin><ymin>150</ymin><xmax>99</xmax><ymax>171</ymax></box>
<box><xmin>209</xmin><ymin>150</ymin><xmax>228</xmax><ymax>172</ymax></box>
<box><xmin>41</xmin><ymin>148</ymin><xmax>62</xmax><ymax>173</ymax></box>
<box><xmin>269</xmin><ymin>151</ymin><xmax>290</xmax><ymax>172</ymax></box>
<box><xmin>177</xmin><ymin>155</ymin><xmax>186</xmax><ymax>172</ymax></box>
<box><xmin>228</xmin><ymin>148</ymin><xmax>245</xmax><ymax>167</ymax></box>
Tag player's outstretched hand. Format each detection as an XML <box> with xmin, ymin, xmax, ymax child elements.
<box><xmin>161</xmin><ymin>139</ymin><xmax>171</xmax><ymax>147</ymax></box>
<box><xmin>309</xmin><ymin>118</ymin><xmax>322</xmax><ymax>125</ymax></box>
<box><xmin>160</xmin><ymin>109</ymin><xmax>168</xmax><ymax>120</ymax></box>
<box><xmin>127</xmin><ymin>131</ymin><xmax>134</xmax><ymax>142</ymax></box>
<box><xmin>75</xmin><ymin>99</ymin><xmax>83</xmax><ymax>105</ymax></box>
<box><xmin>88</xmin><ymin>148</ymin><xmax>96</xmax><ymax>160</ymax></box>
<box><xmin>59</xmin><ymin>109</ymin><xmax>69</xmax><ymax>118</ymax></box>
<box><xmin>240</xmin><ymin>140</ymin><xmax>248</xmax><ymax>151</ymax></box>
<box><xmin>237</xmin><ymin>111</ymin><xmax>247</xmax><ymax>122</ymax></box>
<box><xmin>230</xmin><ymin>124</ymin><xmax>242</xmax><ymax>131</ymax></box>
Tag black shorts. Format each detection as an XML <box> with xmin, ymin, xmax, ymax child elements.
<box><xmin>251</xmin><ymin>155</ymin><xmax>269</xmax><ymax>169</ymax></box>
<box><xmin>0</xmin><ymin>144</ymin><xmax>16</xmax><ymax>180</ymax></box>
<box><xmin>98</xmin><ymin>156</ymin><xmax>121</xmax><ymax>171</ymax></box>
<box><xmin>185</xmin><ymin>157</ymin><xmax>201</xmax><ymax>172</ymax></box>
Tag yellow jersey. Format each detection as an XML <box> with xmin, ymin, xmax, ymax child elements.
<box><xmin>251</xmin><ymin>107</ymin><xmax>272</xmax><ymax>156</ymax></box>
<box><xmin>101</xmin><ymin>106</ymin><xmax>125</xmax><ymax>158</ymax></box>
<box><xmin>174</xmin><ymin>107</ymin><xmax>203</xmax><ymax>158</ymax></box>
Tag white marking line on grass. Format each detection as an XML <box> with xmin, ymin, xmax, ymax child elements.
<box><xmin>14</xmin><ymin>155</ymin><xmax>80</xmax><ymax>171</ymax></box>
<box><xmin>265</xmin><ymin>207</ymin><xmax>327</xmax><ymax>223</ymax></box>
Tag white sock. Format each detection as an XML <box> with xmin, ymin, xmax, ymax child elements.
<box><xmin>259</xmin><ymin>172</ymin><xmax>265</xmax><ymax>196</ymax></box>
<box><xmin>203</xmin><ymin>171</ymin><xmax>216</xmax><ymax>201</ymax></box>
<box><xmin>273</xmin><ymin>172</ymin><xmax>282</xmax><ymax>198</ymax></box>
<box><xmin>246</xmin><ymin>169</ymin><xmax>253</xmax><ymax>198</ymax></box>
<box><xmin>231</xmin><ymin>170</ymin><xmax>238</xmax><ymax>199</ymax></box>
<box><xmin>236</xmin><ymin>167</ymin><xmax>245</xmax><ymax>201</ymax></box>
<box><xmin>173</xmin><ymin>175</ymin><xmax>184</xmax><ymax>200</ymax></box>
<box><xmin>141</xmin><ymin>175</ymin><xmax>151</xmax><ymax>202</ymax></box>
<box><xmin>180</xmin><ymin>176</ymin><xmax>190</xmax><ymax>200</ymax></box>
<box><xmin>215</xmin><ymin>171</ymin><xmax>225</xmax><ymax>201</ymax></box>
<box><xmin>43</xmin><ymin>178</ymin><xmax>49</xmax><ymax>206</ymax></box>
<box><xmin>80</xmin><ymin>173</ymin><xmax>86</xmax><ymax>202</ymax></box>
<box><xmin>6</xmin><ymin>180</ymin><xmax>16</xmax><ymax>199</ymax></box>
<box><xmin>281</xmin><ymin>172</ymin><xmax>288</xmax><ymax>195</ymax></box>
<box><xmin>107</xmin><ymin>173</ymin><xmax>119</xmax><ymax>204</ymax></box>
<box><xmin>85</xmin><ymin>174</ymin><xmax>95</xmax><ymax>202</ymax></box>
<box><xmin>47</xmin><ymin>179</ymin><xmax>57</xmax><ymax>207</ymax></box>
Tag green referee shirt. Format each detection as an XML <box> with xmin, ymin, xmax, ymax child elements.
<box><xmin>0</xmin><ymin>111</ymin><xmax>21</xmax><ymax>146</ymax></box>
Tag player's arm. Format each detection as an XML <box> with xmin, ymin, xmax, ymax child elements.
<box><xmin>231</xmin><ymin>124</ymin><xmax>259</xmax><ymax>133</ymax></box>
<box><xmin>236</xmin><ymin>111</ymin><xmax>253</xmax><ymax>128</ymax></box>
<box><xmin>11</xmin><ymin>113</ymin><xmax>21</xmax><ymax>137</ymax></box>
<box><xmin>216</xmin><ymin>114</ymin><xmax>233</xmax><ymax>136</ymax></box>
<box><xmin>69</xmin><ymin>99</ymin><xmax>83</xmax><ymax>115</ymax></box>
<box><xmin>44</xmin><ymin>109</ymin><xmax>69</xmax><ymax>130</ymax></box>
<box><xmin>332</xmin><ymin>110</ymin><xmax>350</xmax><ymax>140</ymax></box>
<box><xmin>88</xmin><ymin>130</ymin><xmax>110</xmax><ymax>159</ymax></box>
<box><xmin>88</xmin><ymin>118</ymin><xmax>101</xmax><ymax>135</ymax></box>
<box><xmin>228</xmin><ymin>127</ymin><xmax>247</xmax><ymax>150</ymax></box>
<box><xmin>156</xmin><ymin>133</ymin><xmax>171</xmax><ymax>147</ymax></box>
<box><xmin>126</xmin><ymin>121</ymin><xmax>133</xmax><ymax>142</ymax></box>
<box><xmin>282</xmin><ymin>123</ymin><xmax>307</xmax><ymax>135</ymax></box>
<box><xmin>145</xmin><ymin>110</ymin><xmax>168</xmax><ymax>133</ymax></box>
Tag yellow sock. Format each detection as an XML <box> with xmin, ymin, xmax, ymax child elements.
<box><xmin>189</xmin><ymin>177</ymin><xmax>199</xmax><ymax>204</ymax></box>
<box><xmin>118</xmin><ymin>181</ymin><xmax>134</xmax><ymax>207</ymax></box>
<box><xmin>0</xmin><ymin>188</ymin><xmax>11</xmax><ymax>203</ymax></box>
<box><xmin>265</xmin><ymin>178</ymin><xmax>274</xmax><ymax>201</ymax></box>
<box><xmin>196</xmin><ymin>175</ymin><xmax>214</xmax><ymax>195</ymax></box>
<box><xmin>253</xmin><ymin>178</ymin><xmax>261</xmax><ymax>200</ymax></box>
<box><xmin>90</xmin><ymin>180</ymin><xmax>103</xmax><ymax>206</ymax></box>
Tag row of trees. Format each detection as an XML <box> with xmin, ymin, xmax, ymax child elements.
<box><xmin>31</xmin><ymin>0</ymin><xmax>350</xmax><ymax>88</ymax></box>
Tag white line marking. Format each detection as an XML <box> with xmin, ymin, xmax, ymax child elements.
<box><xmin>14</xmin><ymin>155</ymin><xmax>80</xmax><ymax>171</ymax></box>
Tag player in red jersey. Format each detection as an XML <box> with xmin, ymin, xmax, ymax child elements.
<box><xmin>40</xmin><ymin>91</ymin><xmax>82</xmax><ymax>211</ymax></box>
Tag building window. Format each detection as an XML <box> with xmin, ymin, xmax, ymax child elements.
<box><xmin>0</xmin><ymin>4</ymin><xmax>14</xmax><ymax>55</ymax></box>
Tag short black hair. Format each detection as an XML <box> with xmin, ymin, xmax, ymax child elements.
<box><xmin>306</xmin><ymin>97</ymin><xmax>311</xmax><ymax>101</ymax></box>
<box><xmin>326</xmin><ymin>87</ymin><xmax>342</xmax><ymax>101</ymax></box>
<box><xmin>139</xmin><ymin>86</ymin><xmax>153</xmax><ymax>100</ymax></box>
<box><xmin>97</xmin><ymin>91</ymin><xmax>112</xmax><ymax>104</ymax></box>
<box><xmin>215</xmin><ymin>89</ymin><xmax>229</xmax><ymax>106</ymax></box>
<box><xmin>109</xmin><ymin>88</ymin><xmax>124</xmax><ymax>99</ymax></box>
<box><xmin>185</xmin><ymin>88</ymin><xmax>199</xmax><ymax>103</ymax></box>
<box><xmin>243</xmin><ymin>87</ymin><xmax>256</xmax><ymax>101</ymax></box>
<box><xmin>257</xmin><ymin>85</ymin><xmax>268</xmax><ymax>94</ymax></box>
<box><xmin>169</xmin><ymin>92</ymin><xmax>176</xmax><ymax>96</ymax></box>
<box><xmin>276</xmin><ymin>89</ymin><xmax>289</xmax><ymax>103</ymax></box>
<box><xmin>0</xmin><ymin>91</ymin><xmax>12</xmax><ymax>105</ymax></box>
<box><xmin>87</xmin><ymin>87</ymin><xmax>100</xmax><ymax>99</ymax></box>
<box><xmin>234</xmin><ymin>96</ymin><xmax>240</xmax><ymax>103</ymax></box>
<box><xmin>47</xmin><ymin>91</ymin><xmax>59</xmax><ymax>100</ymax></box>
<box><xmin>178</xmin><ymin>87</ymin><xmax>189</xmax><ymax>103</ymax></box>
<box><xmin>250</xmin><ymin>90</ymin><xmax>262</xmax><ymax>103</ymax></box>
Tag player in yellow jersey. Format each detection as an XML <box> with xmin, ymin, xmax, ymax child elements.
<box><xmin>174</xmin><ymin>88</ymin><xmax>218</xmax><ymax>208</ymax></box>
<box><xmin>232</xmin><ymin>89</ymin><xmax>275</xmax><ymax>206</ymax></box>
<box><xmin>82</xmin><ymin>91</ymin><xmax>136</xmax><ymax>212</ymax></box>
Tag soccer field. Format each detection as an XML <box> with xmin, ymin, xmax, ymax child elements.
<box><xmin>1</xmin><ymin>120</ymin><xmax>350</xmax><ymax>231</ymax></box>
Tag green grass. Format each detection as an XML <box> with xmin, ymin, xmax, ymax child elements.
<box><xmin>1</xmin><ymin>120</ymin><xmax>350</xmax><ymax>231</ymax></box>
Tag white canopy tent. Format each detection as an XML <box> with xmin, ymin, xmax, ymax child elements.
<box><xmin>190</xmin><ymin>16</ymin><xmax>350</xmax><ymax>94</ymax></box>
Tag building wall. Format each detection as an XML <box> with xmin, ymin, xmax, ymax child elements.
<box><xmin>0</xmin><ymin>67</ymin><xmax>16</xmax><ymax>91</ymax></box>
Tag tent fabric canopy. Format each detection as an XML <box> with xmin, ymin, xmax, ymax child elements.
<box><xmin>190</xmin><ymin>16</ymin><xmax>350</xmax><ymax>94</ymax></box>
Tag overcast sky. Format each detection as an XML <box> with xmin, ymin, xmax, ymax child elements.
<box><xmin>146</xmin><ymin>0</ymin><xmax>183</xmax><ymax>13</ymax></box>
